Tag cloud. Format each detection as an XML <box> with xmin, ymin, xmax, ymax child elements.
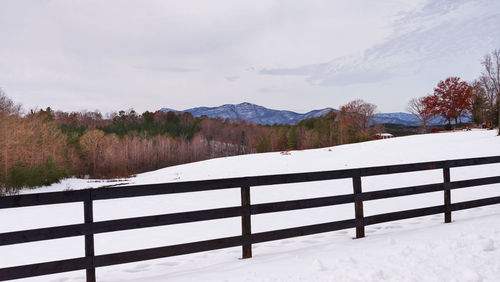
<box><xmin>257</xmin><ymin>87</ymin><xmax>276</xmax><ymax>93</ymax></box>
<box><xmin>134</xmin><ymin>66</ymin><xmax>200</xmax><ymax>73</ymax></box>
<box><xmin>225</xmin><ymin>75</ymin><xmax>240</xmax><ymax>82</ymax></box>
<box><xmin>0</xmin><ymin>0</ymin><xmax>498</xmax><ymax>114</ymax></box>
<box><xmin>259</xmin><ymin>0</ymin><xmax>500</xmax><ymax>86</ymax></box>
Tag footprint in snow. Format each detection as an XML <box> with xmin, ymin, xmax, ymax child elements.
<box><xmin>482</xmin><ymin>239</ymin><xmax>495</xmax><ymax>252</ymax></box>
<box><xmin>313</xmin><ymin>259</ymin><xmax>328</xmax><ymax>271</ymax></box>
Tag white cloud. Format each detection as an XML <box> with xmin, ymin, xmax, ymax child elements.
<box><xmin>0</xmin><ymin>0</ymin><xmax>497</xmax><ymax>113</ymax></box>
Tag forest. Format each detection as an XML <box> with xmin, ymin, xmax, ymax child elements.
<box><xmin>0</xmin><ymin>48</ymin><xmax>498</xmax><ymax>195</ymax></box>
<box><xmin>0</xmin><ymin>93</ymin><xmax>382</xmax><ymax>195</ymax></box>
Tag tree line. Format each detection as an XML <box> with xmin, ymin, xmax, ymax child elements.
<box><xmin>407</xmin><ymin>49</ymin><xmax>500</xmax><ymax>133</ymax></box>
<box><xmin>0</xmin><ymin>93</ymin><xmax>380</xmax><ymax>195</ymax></box>
<box><xmin>2</xmin><ymin>48</ymin><xmax>498</xmax><ymax>195</ymax></box>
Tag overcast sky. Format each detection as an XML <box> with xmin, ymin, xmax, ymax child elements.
<box><xmin>1</xmin><ymin>0</ymin><xmax>499</xmax><ymax>114</ymax></box>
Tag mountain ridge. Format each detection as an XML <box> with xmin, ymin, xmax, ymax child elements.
<box><xmin>160</xmin><ymin>102</ymin><xmax>446</xmax><ymax>126</ymax></box>
<box><xmin>161</xmin><ymin>102</ymin><xmax>336</xmax><ymax>125</ymax></box>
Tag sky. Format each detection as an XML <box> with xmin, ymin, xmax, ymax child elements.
<box><xmin>1</xmin><ymin>0</ymin><xmax>499</xmax><ymax>114</ymax></box>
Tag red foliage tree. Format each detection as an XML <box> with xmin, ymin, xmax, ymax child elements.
<box><xmin>430</xmin><ymin>77</ymin><xmax>473</xmax><ymax>126</ymax></box>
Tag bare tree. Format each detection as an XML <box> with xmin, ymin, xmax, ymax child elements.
<box><xmin>0</xmin><ymin>88</ymin><xmax>21</xmax><ymax>115</ymax></box>
<box><xmin>80</xmin><ymin>129</ymin><xmax>105</xmax><ymax>175</ymax></box>
<box><xmin>407</xmin><ymin>97</ymin><xmax>435</xmax><ymax>133</ymax></box>
<box><xmin>0</xmin><ymin>89</ymin><xmax>21</xmax><ymax>187</ymax></box>
<box><xmin>339</xmin><ymin>99</ymin><xmax>377</xmax><ymax>142</ymax></box>
<box><xmin>481</xmin><ymin>49</ymin><xmax>500</xmax><ymax>134</ymax></box>
<box><xmin>473</xmin><ymin>79</ymin><xmax>496</xmax><ymax>128</ymax></box>
<box><xmin>341</xmin><ymin>99</ymin><xmax>377</xmax><ymax>129</ymax></box>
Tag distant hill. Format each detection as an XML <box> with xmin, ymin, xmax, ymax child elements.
<box><xmin>372</xmin><ymin>112</ymin><xmax>470</xmax><ymax>126</ymax></box>
<box><xmin>160</xmin><ymin>102</ymin><xmax>335</xmax><ymax>125</ymax></box>
<box><xmin>160</xmin><ymin>102</ymin><xmax>459</xmax><ymax>126</ymax></box>
<box><xmin>371</xmin><ymin>112</ymin><xmax>446</xmax><ymax>126</ymax></box>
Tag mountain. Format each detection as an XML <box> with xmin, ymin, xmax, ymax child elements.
<box><xmin>372</xmin><ymin>112</ymin><xmax>421</xmax><ymax>126</ymax></box>
<box><xmin>161</xmin><ymin>102</ymin><xmax>466</xmax><ymax>126</ymax></box>
<box><xmin>372</xmin><ymin>112</ymin><xmax>470</xmax><ymax>126</ymax></box>
<box><xmin>160</xmin><ymin>102</ymin><xmax>335</xmax><ymax>125</ymax></box>
<box><xmin>371</xmin><ymin>112</ymin><xmax>446</xmax><ymax>126</ymax></box>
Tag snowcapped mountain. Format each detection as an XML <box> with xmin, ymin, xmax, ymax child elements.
<box><xmin>160</xmin><ymin>102</ymin><xmax>454</xmax><ymax>126</ymax></box>
<box><xmin>372</xmin><ymin>112</ymin><xmax>421</xmax><ymax>126</ymax></box>
<box><xmin>160</xmin><ymin>103</ymin><xmax>468</xmax><ymax>126</ymax></box>
<box><xmin>372</xmin><ymin>112</ymin><xmax>471</xmax><ymax>126</ymax></box>
<box><xmin>160</xmin><ymin>102</ymin><xmax>336</xmax><ymax>125</ymax></box>
<box><xmin>371</xmin><ymin>112</ymin><xmax>448</xmax><ymax>126</ymax></box>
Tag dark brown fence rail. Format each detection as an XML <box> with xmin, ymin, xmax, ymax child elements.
<box><xmin>1</xmin><ymin>155</ymin><xmax>500</xmax><ymax>281</ymax></box>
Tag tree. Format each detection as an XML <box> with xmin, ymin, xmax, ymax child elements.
<box><xmin>256</xmin><ymin>137</ymin><xmax>271</xmax><ymax>153</ymax></box>
<box><xmin>0</xmin><ymin>90</ymin><xmax>22</xmax><ymax>189</ymax></box>
<box><xmin>277</xmin><ymin>132</ymin><xmax>288</xmax><ymax>151</ymax></box>
<box><xmin>477</xmin><ymin>76</ymin><xmax>497</xmax><ymax>128</ymax></box>
<box><xmin>481</xmin><ymin>49</ymin><xmax>500</xmax><ymax>134</ymax></box>
<box><xmin>287</xmin><ymin>128</ymin><xmax>298</xmax><ymax>150</ymax></box>
<box><xmin>141</xmin><ymin>111</ymin><xmax>154</xmax><ymax>123</ymax></box>
<box><xmin>339</xmin><ymin>99</ymin><xmax>377</xmax><ymax>142</ymax></box>
<box><xmin>0</xmin><ymin>88</ymin><xmax>21</xmax><ymax>115</ymax></box>
<box><xmin>341</xmin><ymin>99</ymin><xmax>377</xmax><ymax>130</ymax></box>
<box><xmin>430</xmin><ymin>77</ymin><xmax>472</xmax><ymax>126</ymax></box>
<box><xmin>239</xmin><ymin>131</ymin><xmax>247</xmax><ymax>154</ymax></box>
<box><xmin>407</xmin><ymin>96</ymin><xmax>435</xmax><ymax>133</ymax></box>
<box><xmin>80</xmin><ymin>129</ymin><xmax>105</xmax><ymax>174</ymax></box>
<box><xmin>471</xmin><ymin>82</ymin><xmax>487</xmax><ymax>126</ymax></box>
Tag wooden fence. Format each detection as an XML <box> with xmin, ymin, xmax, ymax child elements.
<box><xmin>1</xmin><ymin>156</ymin><xmax>500</xmax><ymax>281</ymax></box>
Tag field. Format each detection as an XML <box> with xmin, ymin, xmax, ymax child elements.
<box><xmin>1</xmin><ymin>130</ymin><xmax>500</xmax><ymax>282</ymax></box>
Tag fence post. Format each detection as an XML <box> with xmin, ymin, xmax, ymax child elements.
<box><xmin>241</xmin><ymin>186</ymin><xmax>252</xmax><ymax>259</ymax></box>
<box><xmin>443</xmin><ymin>166</ymin><xmax>451</xmax><ymax>223</ymax></box>
<box><xmin>352</xmin><ymin>176</ymin><xmax>365</xmax><ymax>238</ymax></box>
<box><xmin>84</xmin><ymin>189</ymin><xmax>96</xmax><ymax>282</ymax></box>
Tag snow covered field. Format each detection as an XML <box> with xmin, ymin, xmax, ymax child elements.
<box><xmin>1</xmin><ymin>130</ymin><xmax>500</xmax><ymax>282</ymax></box>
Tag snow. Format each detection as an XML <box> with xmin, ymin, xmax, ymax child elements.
<box><xmin>1</xmin><ymin>129</ymin><xmax>500</xmax><ymax>282</ymax></box>
<box><xmin>160</xmin><ymin>102</ymin><xmax>335</xmax><ymax>125</ymax></box>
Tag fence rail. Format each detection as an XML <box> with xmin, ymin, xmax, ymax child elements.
<box><xmin>1</xmin><ymin>155</ymin><xmax>500</xmax><ymax>281</ymax></box>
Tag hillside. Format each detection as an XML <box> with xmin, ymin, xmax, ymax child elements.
<box><xmin>160</xmin><ymin>102</ymin><xmax>467</xmax><ymax>126</ymax></box>
<box><xmin>1</xmin><ymin>130</ymin><xmax>500</xmax><ymax>281</ymax></box>
<box><xmin>371</xmin><ymin>112</ymin><xmax>448</xmax><ymax>126</ymax></box>
<box><xmin>161</xmin><ymin>102</ymin><xmax>335</xmax><ymax>125</ymax></box>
